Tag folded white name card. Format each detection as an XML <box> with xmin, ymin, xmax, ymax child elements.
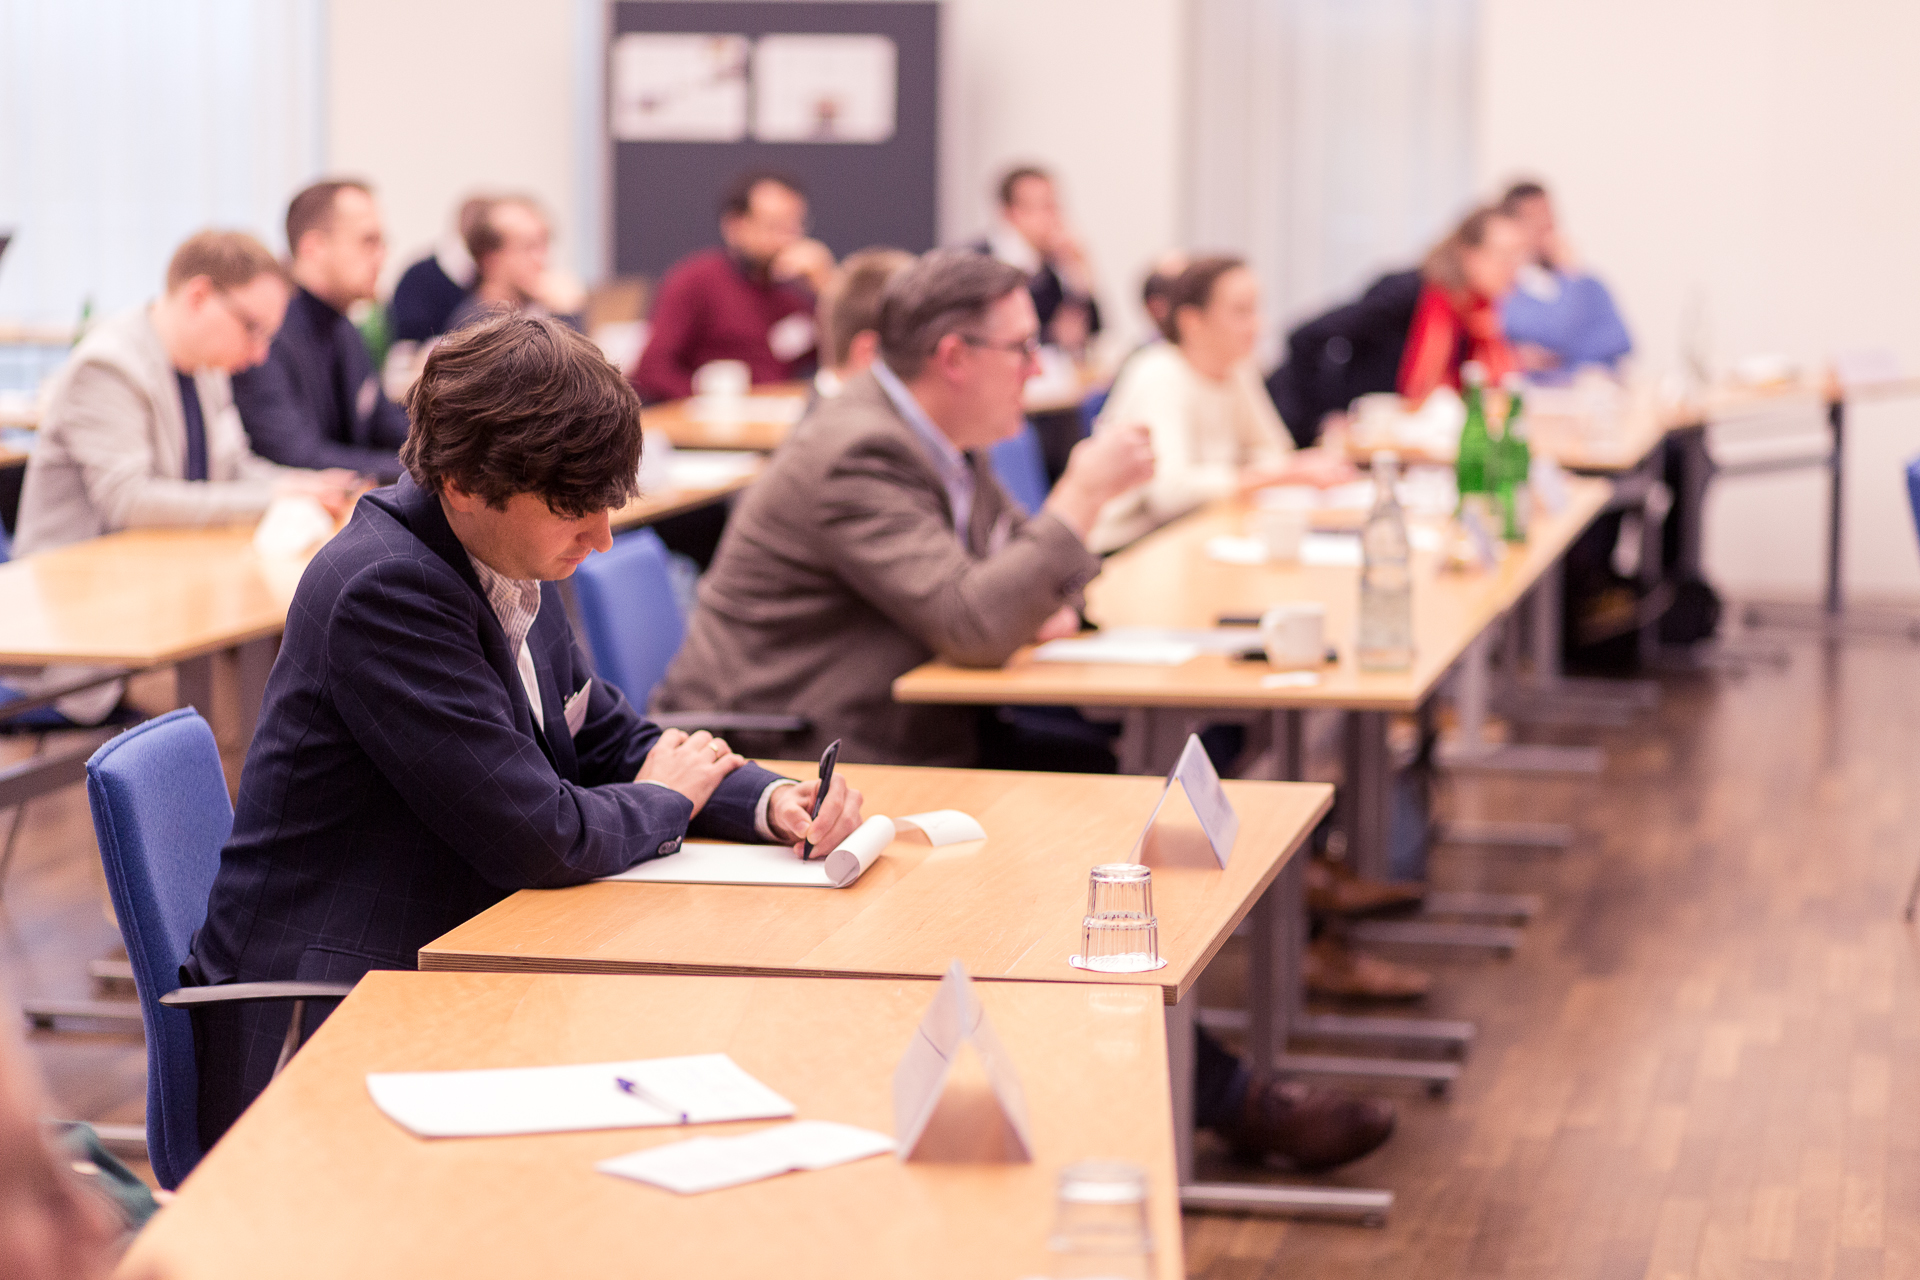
<box><xmin>597</xmin><ymin>1120</ymin><xmax>894</xmax><ymax>1195</ymax></box>
<box><xmin>599</xmin><ymin>810</ymin><xmax>986</xmax><ymax>890</ymax></box>
<box><xmin>366</xmin><ymin>1052</ymin><xmax>793</xmax><ymax>1139</ymax></box>
<box><xmin>1132</xmin><ymin>733</ymin><xmax>1240</xmax><ymax>869</ymax></box>
<box><xmin>892</xmin><ymin>962</ymin><xmax>1034</xmax><ymax>1163</ymax></box>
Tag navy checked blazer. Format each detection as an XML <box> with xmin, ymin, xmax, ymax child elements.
<box><xmin>183</xmin><ymin>475</ymin><xmax>783</xmax><ymax>1145</ymax></box>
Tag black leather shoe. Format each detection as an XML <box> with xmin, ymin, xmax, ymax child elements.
<box><xmin>1213</xmin><ymin>1074</ymin><xmax>1395</xmax><ymax>1171</ymax></box>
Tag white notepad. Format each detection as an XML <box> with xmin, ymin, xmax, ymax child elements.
<box><xmin>597</xmin><ymin>1121</ymin><xmax>894</xmax><ymax>1194</ymax></box>
<box><xmin>366</xmin><ymin>1053</ymin><xmax>793</xmax><ymax>1138</ymax></box>
<box><xmin>598</xmin><ymin>811</ymin><xmax>985</xmax><ymax>889</ymax></box>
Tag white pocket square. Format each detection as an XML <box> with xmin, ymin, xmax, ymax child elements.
<box><xmin>563</xmin><ymin>682</ymin><xmax>592</xmax><ymax>737</ymax></box>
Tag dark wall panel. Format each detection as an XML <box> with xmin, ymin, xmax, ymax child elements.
<box><xmin>610</xmin><ymin>2</ymin><xmax>939</xmax><ymax>279</ymax></box>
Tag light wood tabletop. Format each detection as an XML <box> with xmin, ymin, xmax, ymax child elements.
<box><xmin>0</xmin><ymin>525</ymin><xmax>304</xmax><ymax>667</ymax></box>
<box><xmin>642</xmin><ymin>366</ymin><xmax>1108</xmax><ymax>453</ymax></box>
<box><xmin>893</xmin><ymin>476</ymin><xmax>1611</xmax><ymax>716</ymax></box>
<box><xmin>643</xmin><ymin>384</ymin><xmax>809</xmax><ymax>453</ymax></box>
<box><xmin>118</xmin><ymin>970</ymin><xmax>1182</xmax><ymax>1280</ymax></box>
<box><xmin>610</xmin><ymin>460</ymin><xmax>763</xmax><ymax>531</ymax></box>
<box><xmin>421</xmin><ymin>763</ymin><xmax>1332</xmax><ymax>1005</ymax></box>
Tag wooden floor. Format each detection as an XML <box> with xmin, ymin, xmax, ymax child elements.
<box><xmin>1188</xmin><ymin>634</ymin><xmax>1920</xmax><ymax>1279</ymax></box>
<box><xmin>6</xmin><ymin>637</ymin><xmax>1920</xmax><ymax>1277</ymax></box>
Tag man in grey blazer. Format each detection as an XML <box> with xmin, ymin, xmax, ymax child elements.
<box><xmin>656</xmin><ymin>249</ymin><xmax>1153</xmax><ymax>767</ymax></box>
<box><xmin>15</xmin><ymin>229</ymin><xmax>356</xmax><ymax>557</ymax></box>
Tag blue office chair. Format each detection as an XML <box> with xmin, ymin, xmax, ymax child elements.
<box><xmin>87</xmin><ymin>709</ymin><xmax>350</xmax><ymax>1189</ymax></box>
<box><xmin>1905</xmin><ymin>457</ymin><xmax>1920</xmax><ymax>920</ymax></box>
<box><xmin>990</xmin><ymin>422</ymin><xmax>1052</xmax><ymax>516</ymax></box>
<box><xmin>571</xmin><ymin>530</ymin><xmax>804</xmax><ymax>736</ymax></box>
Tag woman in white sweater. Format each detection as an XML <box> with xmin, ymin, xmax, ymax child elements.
<box><xmin>1089</xmin><ymin>256</ymin><xmax>1331</xmax><ymax>552</ymax></box>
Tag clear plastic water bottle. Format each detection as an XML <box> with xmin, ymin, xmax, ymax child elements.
<box><xmin>1358</xmin><ymin>451</ymin><xmax>1414</xmax><ymax>671</ymax></box>
<box><xmin>1042</xmin><ymin>1161</ymin><xmax>1154</xmax><ymax>1280</ymax></box>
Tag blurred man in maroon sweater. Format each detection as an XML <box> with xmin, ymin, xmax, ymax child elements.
<box><xmin>629</xmin><ymin>170</ymin><xmax>836</xmax><ymax>403</ymax></box>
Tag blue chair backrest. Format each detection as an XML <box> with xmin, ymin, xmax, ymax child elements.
<box><xmin>570</xmin><ymin>528</ymin><xmax>686</xmax><ymax>709</ymax></box>
<box><xmin>85</xmin><ymin>708</ymin><xmax>233</xmax><ymax>1189</ymax></box>
<box><xmin>1906</xmin><ymin>456</ymin><xmax>1920</xmax><ymax>547</ymax></box>
<box><xmin>990</xmin><ymin>422</ymin><xmax>1051</xmax><ymax>516</ymax></box>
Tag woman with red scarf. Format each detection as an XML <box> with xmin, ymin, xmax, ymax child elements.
<box><xmin>1397</xmin><ymin>206</ymin><xmax>1527</xmax><ymax>403</ymax></box>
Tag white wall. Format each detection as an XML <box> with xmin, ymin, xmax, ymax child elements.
<box><xmin>328</xmin><ymin>0</ymin><xmax>587</xmax><ymax>291</ymax></box>
<box><xmin>938</xmin><ymin>0</ymin><xmax>1187</xmax><ymax>354</ymax></box>
<box><xmin>327</xmin><ymin>0</ymin><xmax>1186</xmax><ymax>352</ymax></box>
<box><xmin>1478</xmin><ymin>0</ymin><xmax>1920</xmax><ymax>601</ymax></box>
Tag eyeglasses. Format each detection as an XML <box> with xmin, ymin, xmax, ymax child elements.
<box><xmin>960</xmin><ymin>333</ymin><xmax>1042</xmax><ymax>360</ymax></box>
<box><xmin>214</xmin><ymin>290</ymin><xmax>273</xmax><ymax>344</ymax></box>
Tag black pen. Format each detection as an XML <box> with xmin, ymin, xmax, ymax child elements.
<box><xmin>800</xmin><ymin>738</ymin><xmax>841</xmax><ymax>861</ymax></box>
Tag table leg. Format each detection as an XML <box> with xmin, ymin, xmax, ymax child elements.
<box><xmin>176</xmin><ymin>654</ymin><xmax>215</xmax><ymax>719</ymax></box>
<box><xmin>1170</xmin><ymin>984</ymin><xmax>1392</xmax><ymax>1223</ymax></box>
<box><xmin>1435</xmin><ymin>627</ymin><xmax>1603</xmax><ymax>776</ymax></box>
<box><xmin>1342</xmin><ymin>711</ymin><xmax>1392</xmax><ymax>881</ymax></box>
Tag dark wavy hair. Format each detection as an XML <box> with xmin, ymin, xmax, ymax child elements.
<box><xmin>400</xmin><ymin>314</ymin><xmax>643</xmax><ymax>517</ymax></box>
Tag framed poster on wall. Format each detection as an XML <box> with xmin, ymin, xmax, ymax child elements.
<box><xmin>608</xmin><ymin>2</ymin><xmax>938</xmax><ymax>279</ymax></box>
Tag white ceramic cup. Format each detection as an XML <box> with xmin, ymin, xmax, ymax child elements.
<box><xmin>691</xmin><ymin>359</ymin><xmax>751</xmax><ymax>397</ymax></box>
<box><xmin>1251</xmin><ymin>506</ymin><xmax>1310</xmax><ymax>563</ymax></box>
<box><xmin>1260</xmin><ymin>601</ymin><xmax>1327</xmax><ymax>670</ymax></box>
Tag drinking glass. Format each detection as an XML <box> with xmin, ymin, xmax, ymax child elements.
<box><xmin>1086</xmin><ymin>863</ymin><xmax>1154</xmax><ymax>918</ymax></box>
<box><xmin>1044</xmin><ymin>1160</ymin><xmax>1154</xmax><ymax>1280</ymax></box>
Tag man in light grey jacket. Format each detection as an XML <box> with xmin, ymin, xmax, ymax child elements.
<box><xmin>14</xmin><ymin>230</ymin><xmax>355</xmax><ymax>557</ymax></box>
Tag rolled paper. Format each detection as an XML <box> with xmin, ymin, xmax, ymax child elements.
<box><xmin>824</xmin><ymin>815</ymin><xmax>896</xmax><ymax>888</ymax></box>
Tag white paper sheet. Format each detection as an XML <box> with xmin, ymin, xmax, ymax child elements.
<box><xmin>1203</xmin><ymin>535</ymin><xmax>1269</xmax><ymax>566</ymax></box>
<box><xmin>1032</xmin><ymin>637</ymin><xmax>1201</xmax><ymax>666</ymax></box>
<box><xmin>667</xmin><ymin>451</ymin><xmax>761</xmax><ymax>489</ymax></box>
<box><xmin>1299</xmin><ymin>532</ymin><xmax>1364</xmax><ymax>567</ymax></box>
<box><xmin>895</xmin><ymin>810</ymin><xmax>987</xmax><ymax>845</ymax></box>
<box><xmin>253</xmin><ymin>495</ymin><xmax>335</xmax><ymax>557</ymax></box>
<box><xmin>685</xmin><ymin>395</ymin><xmax>806</xmax><ymax>425</ymax></box>
<box><xmin>600</xmin><ymin>815</ymin><xmax>897</xmax><ymax>889</ymax></box>
<box><xmin>598</xmin><ymin>1120</ymin><xmax>894</xmax><ymax>1194</ymax></box>
<box><xmin>366</xmin><ymin>1053</ymin><xmax>794</xmax><ymax>1139</ymax></box>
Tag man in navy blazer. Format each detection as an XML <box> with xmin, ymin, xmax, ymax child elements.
<box><xmin>231</xmin><ymin>180</ymin><xmax>412</xmax><ymax>482</ymax></box>
<box><xmin>185</xmin><ymin>313</ymin><xmax>862</xmax><ymax>1148</ymax></box>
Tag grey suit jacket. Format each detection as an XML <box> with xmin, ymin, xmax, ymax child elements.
<box><xmin>15</xmin><ymin>306</ymin><xmax>291</xmax><ymax>556</ymax></box>
<box><xmin>655</xmin><ymin>371</ymin><xmax>1101</xmax><ymax>766</ymax></box>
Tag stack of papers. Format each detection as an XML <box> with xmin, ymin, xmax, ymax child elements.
<box><xmin>366</xmin><ymin>1053</ymin><xmax>794</xmax><ymax>1138</ymax></box>
<box><xmin>598</xmin><ymin>1121</ymin><xmax>894</xmax><ymax>1194</ymax></box>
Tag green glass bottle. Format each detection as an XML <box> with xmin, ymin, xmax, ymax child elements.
<box><xmin>1498</xmin><ymin>373</ymin><xmax>1531</xmax><ymax>542</ymax></box>
<box><xmin>1455</xmin><ymin>361</ymin><xmax>1492</xmax><ymax>528</ymax></box>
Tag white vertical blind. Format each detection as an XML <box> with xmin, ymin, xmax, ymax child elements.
<box><xmin>0</xmin><ymin>0</ymin><xmax>324</xmax><ymax>327</ymax></box>
<box><xmin>1185</xmin><ymin>0</ymin><xmax>1478</xmax><ymax>359</ymax></box>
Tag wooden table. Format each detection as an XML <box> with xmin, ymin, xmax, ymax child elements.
<box><xmin>423</xmin><ymin>764</ymin><xmax>1329</xmax><ymax>1007</ymax></box>
<box><xmin>643</xmin><ymin>367</ymin><xmax>1109</xmax><ymax>455</ymax></box>
<box><xmin>118</xmin><ymin>970</ymin><xmax>1183</xmax><ymax>1280</ymax></box>
<box><xmin>611</xmin><ymin>458</ymin><xmax>763</xmax><ymax>531</ymax></box>
<box><xmin>420</xmin><ymin>763</ymin><xmax>1381</xmax><ymax>1220</ymax></box>
<box><xmin>897</xmin><ymin>478</ymin><xmax>1612</xmax><ymax>719</ymax></box>
<box><xmin>644</xmin><ymin>384</ymin><xmax>809</xmax><ymax>453</ymax></box>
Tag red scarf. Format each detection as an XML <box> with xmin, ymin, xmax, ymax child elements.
<box><xmin>1397</xmin><ymin>282</ymin><xmax>1514</xmax><ymax>403</ymax></box>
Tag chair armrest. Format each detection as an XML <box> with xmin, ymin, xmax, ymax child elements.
<box><xmin>159</xmin><ymin>981</ymin><xmax>354</xmax><ymax>1008</ymax></box>
<box><xmin>655</xmin><ymin>712</ymin><xmax>809</xmax><ymax>735</ymax></box>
